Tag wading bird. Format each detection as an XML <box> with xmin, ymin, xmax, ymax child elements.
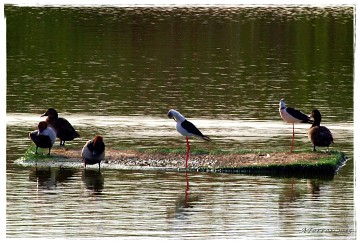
<box><xmin>81</xmin><ymin>135</ymin><xmax>105</xmax><ymax>170</ymax></box>
<box><xmin>29</xmin><ymin>121</ymin><xmax>56</xmax><ymax>155</ymax></box>
<box><xmin>279</xmin><ymin>99</ymin><xmax>312</xmax><ymax>152</ymax></box>
<box><xmin>167</xmin><ymin>109</ymin><xmax>210</xmax><ymax>169</ymax></box>
<box><xmin>308</xmin><ymin>109</ymin><xmax>333</xmax><ymax>152</ymax></box>
<box><xmin>41</xmin><ymin>108</ymin><xmax>80</xmax><ymax>146</ymax></box>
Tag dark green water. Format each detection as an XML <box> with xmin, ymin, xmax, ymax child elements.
<box><xmin>6</xmin><ymin>5</ymin><xmax>355</xmax><ymax>239</ymax></box>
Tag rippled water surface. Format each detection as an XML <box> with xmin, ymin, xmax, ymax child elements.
<box><xmin>5</xmin><ymin>5</ymin><xmax>355</xmax><ymax>239</ymax></box>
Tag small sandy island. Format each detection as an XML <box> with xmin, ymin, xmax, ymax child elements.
<box><xmin>51</xmin><ymin>147</ymin><xmax>327</xmax><ymax>167</ymax></box>
<box><xmin>35</xmin><ymin>147</ymin><xmax>344</xmax><ymax>175</ymax></box>
<box><xmin>17</xmin><ymin>146</ymin><xmax>346</xmax><ymax>177</ymax></box>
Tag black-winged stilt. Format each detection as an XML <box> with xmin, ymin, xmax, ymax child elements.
<box><xmin>41</xmin><ymin>108</ymin><xmax>80</xmax><ymax>146</ymax></box>
<box><xmin>167</xmin><ymin>109</ymin><xmax>210</xmax><ymax>168</ymax></box>
<box><xmin>279</xmin><ymin>99</ymin><xmax>312</xmax><ymax>152</ymax></box>
<box><xmin>308</xmin><ymin>109</ymin><xmax>333</xmax><ymax>152</ymax></box>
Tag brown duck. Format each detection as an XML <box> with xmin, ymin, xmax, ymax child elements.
<box><xmin>29</xmin><ymin>121</ymin><xmax>57</xmax><ymax>155</ymax></box>
<box><xmin>308</xmin><ymin>109</ymin><xmax>334</xmax><ymax>152</ymax></box>
<box><xmin>41</xmin><ymin>108</ymin><xmax>80</xmax><ymax>146</ymax></box>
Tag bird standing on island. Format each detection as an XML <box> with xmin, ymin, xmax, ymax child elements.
<box><xmin>41</xmin><ymin>108</ymin><xmax>80</xmax><ymax>146</ymax></box>
<box><xmin>29</xmin><ymin>121</ymin><xmax>57</xmax><ymax>155</ymax></box>
<box><xmin>167</xmin><ymin>109</ymin><xmax>210</xmax><ymax>169</ymax></box>
<box><xmin>308</xmin><ymin>109</ymin><xmax>334</xmax><ymax>152</ymax></box>
<box><xmin>81</xmin><ymin>135</ymin><xmax>105</xmax><ymax>170</ymax></box>
<box><xmin>279</xmin><ymin>99</ymin><xmax>313</xmax><ymax>152</ymax></box>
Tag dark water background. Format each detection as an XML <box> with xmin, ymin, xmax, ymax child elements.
<box><xmin>5</xmin><ymin>5</ymin><xmax>355</xmax><ymax>239</ymax></box>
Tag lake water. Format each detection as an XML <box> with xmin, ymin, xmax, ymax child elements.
<box><xmin>5</xmin><ymin>5</ymin><xmax>355</xmax><ymax>239</ymax></box>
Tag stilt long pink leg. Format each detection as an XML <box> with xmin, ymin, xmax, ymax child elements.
<box><xmin>185</xmin><ymin>136</ymin><xmax>190</xmax><ymax>169</ymax></box>
<box><xmin>291</xmin><ymin>123</ymin><xmax>295</xmax><ymax>152</ymax></box>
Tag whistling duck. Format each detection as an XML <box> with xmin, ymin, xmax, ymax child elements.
<box><xmin>167</xmin><ymin>109</ymin><xmax>210</xmax><ymax>169</ymax></box>
<box><xmin>81</xmin><ymin>135</ymin><xmax>105</xmax><ymax>169</ymax></box>
<box><xmin>29</xmin><ymin>121</ymin><xmax>56</xmax><ymax>155</ymax></box>
<box><xmin>41</xmin><ymin>108</ymin><xmax>80</xmax><ymax>146</ymax></box>
<box><xmin>308</xmin><ymin>109</ymin><xmax>334</xmax><ymax>152</ymax></box>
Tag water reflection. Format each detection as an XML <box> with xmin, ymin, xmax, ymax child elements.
<box><xmin>171</xmin><ymin>172</ymin><xmax>201</xmax><ymax>220</ymax></box>
<box><xmin>279</xmin><ymin>178</ymin><xmax>326</xmax><ymax>205</ymax></box>
<box><xmin>81</xmin><ymin>169</ymin><xmax>105</xmax><ymax>195</ymax></box>
<box><xmin>6</xmin><ymin>164</ymin><xmax>354</xmax><ymax>239</ymax></box>
<box><xmin>55</xmin><ymin>168</ymin><xmax>78</xmax><ymax>184</ymax></box>
<box><xmin>28</xmin><ymin>167</ymin><xmax>77</xmax><ymax>190</ymax></box>
<box><xmin>28</xmin><ymin>167</ymin><xmax>53</xmax><ymax>190</ymax></box>
<box><xmin>306</xmin><ymin>179</ymin><xmax>321</xmax><ymax>198</ymax></box>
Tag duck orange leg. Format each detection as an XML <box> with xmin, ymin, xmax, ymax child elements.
<box><xmin>185</xmin><ymin>136</ymin><xmax>190</xmax><ymax>169</ymax></box>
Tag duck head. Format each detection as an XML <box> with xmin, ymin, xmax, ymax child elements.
<box><xmin>310</xmin><ymin>109</ymin><xmax>322</xmax><ymax>126</ymax></box>
<box><xmin>37</xmin><ymin>121</ymin><xmax>48</xmax><ymax>133</ymax></box>
<box><xmin>41</xmin><ymin>108</ymin><xmax>58</xmax><ymax>118</ymax></box>
<box><xmin>92</xmin><ymin>135</ymin><xmax>105</xmax><ymax>156</ymax></box>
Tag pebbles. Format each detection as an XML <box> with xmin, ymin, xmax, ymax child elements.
<box><xmin>46</xmin><ymin>147</ymin><xmax>330</xmax><ymax>170</ymax></box>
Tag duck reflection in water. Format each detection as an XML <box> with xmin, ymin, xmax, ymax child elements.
<box><xmin>29</xmin><ymin>167</ymin><xmax>52</xmax><ymax>190</ymax></box>
<box><xmin>82</xmin><ymin>169</ymin><xmax>104</xmax><ymax>195</ymax></box>
<box><xmin>29</xmin><ymin>167</ymin><xmax>77</xmax><ymax>190</ymax></box>
<box><xmin>279</xmin><ymin>178</ymin><xmax>323</xmax><ymax>206</ymax></box>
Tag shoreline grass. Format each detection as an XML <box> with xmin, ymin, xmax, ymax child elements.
<box><xmin>203</xmin><ymin>151</ymin><xmax>347</xmax><ymax>179</ymax></box>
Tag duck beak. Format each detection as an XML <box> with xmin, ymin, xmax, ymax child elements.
<box><xmin>40</xmin><ymin>112</ymin><xmax>47</xmax><ymax>117</ymax></box>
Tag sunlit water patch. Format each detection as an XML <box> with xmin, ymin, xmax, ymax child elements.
<box><xmin>7</xmin><ymin>113</ymin><xmax>354</xmax><ymax>154</ymax></box>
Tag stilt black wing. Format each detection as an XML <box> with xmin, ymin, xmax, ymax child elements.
<box><xmin>286</xmin><ymin>107</ymin><xmax>312</xmax><ymax>123</ymax></box>
<box><xmin>181</xmin><ymin>120</ymin><xmax>205</xmax><ymax>137</ymax></box>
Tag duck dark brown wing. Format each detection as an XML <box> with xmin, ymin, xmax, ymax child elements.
<box><xmin>30</xmin><ymin>132</ymin><xmax>52</xmax><ymax>148</ymax></box>
<box><xmin>309</xmin><ymin>126</ymin><xmax>334</xmax><ymax>146</ymax></box>
<box><xmin>52</xmin><ymin>118</ymin><xmax>80</xmax><ymax>139</ymax></box>
<box><xmin>318</xmin><ymin>126</ymin><xmax>334</xmax><ymax>143</ymax></box>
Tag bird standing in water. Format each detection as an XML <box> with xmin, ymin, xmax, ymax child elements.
<box><xmin>167</xmin><ymin>109</ymin><xmax>210</xmax><ymax>169</ymax></box>
<box><xmin>279</xmin><ymin>99</ymin><xmax>313</xmax><ymax>152</ymax></box>
<box><xmin>308</xmin><ymin>109</ymin><xmax>333</xmax><ymax>152</ymax></box>
<box><xmin>81</xmin><ymin>135</ymin><xmax>105</xmax><ymax>170</ymax></box>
